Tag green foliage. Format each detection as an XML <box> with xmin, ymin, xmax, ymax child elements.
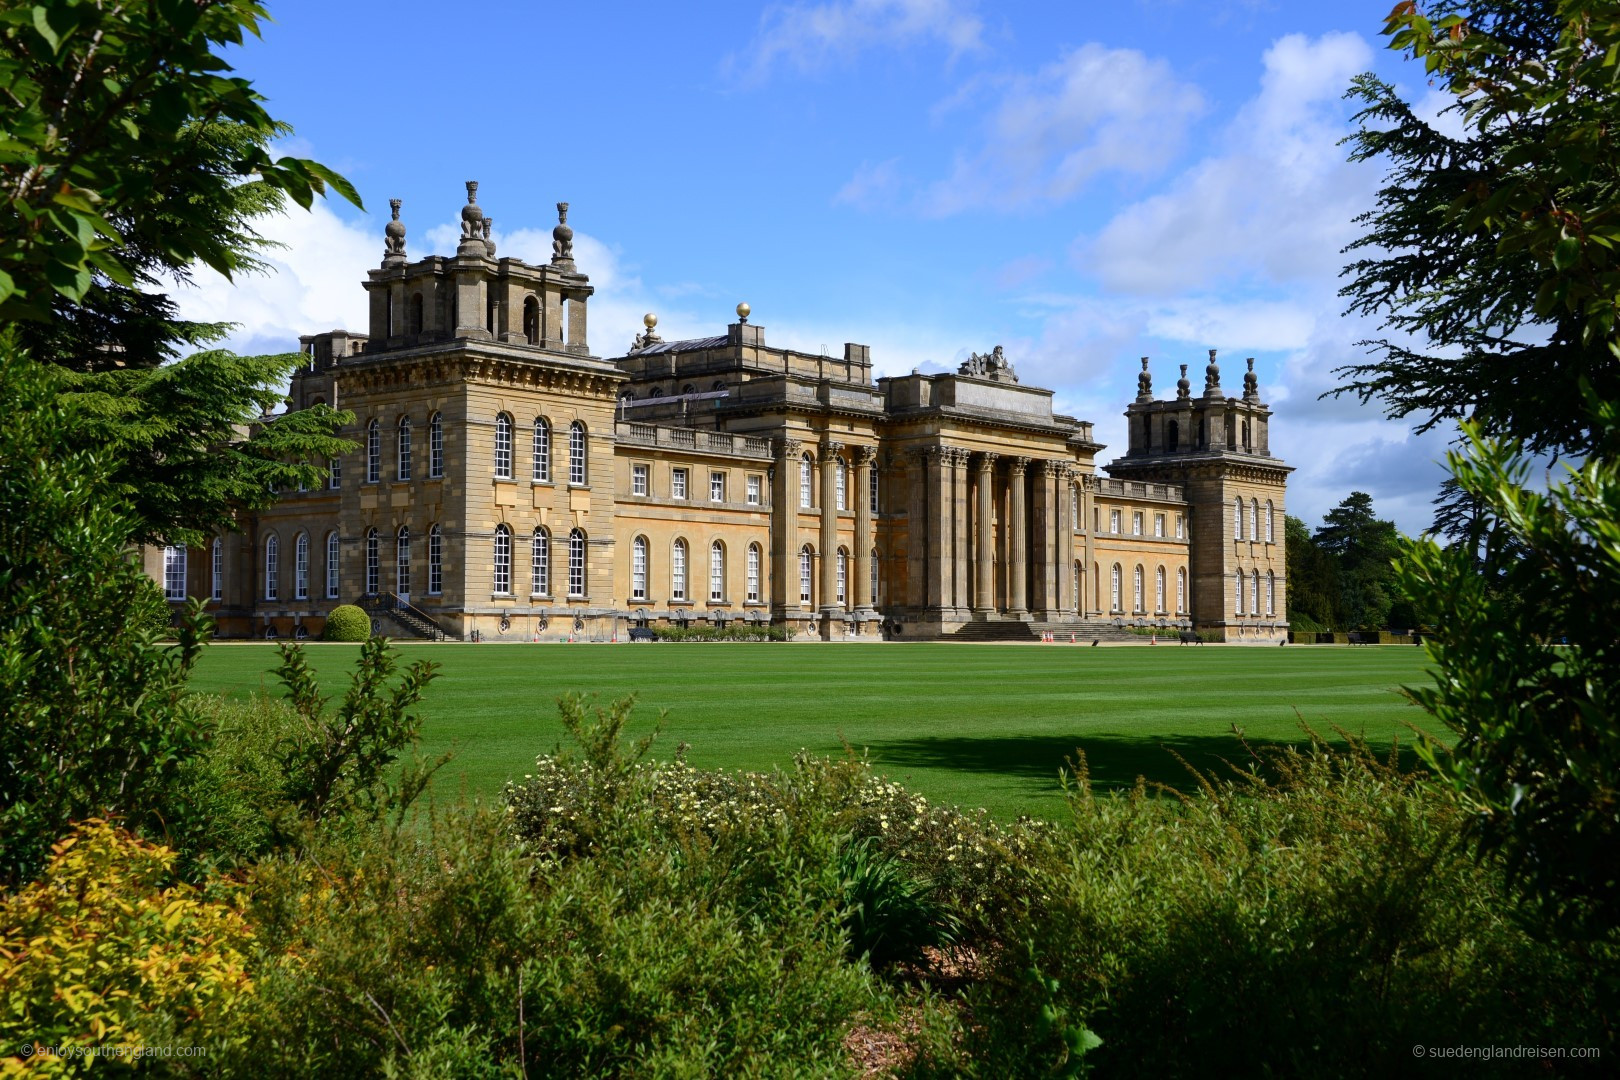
<box><xmin>1314</xmin><ymin>491</ymin><xmax>1407</xmax><ymax>630</ymax></box>
<box><xmin>837</xmin><ymin>836</ymin><xmax>960</xmax><ymax>969</ymax></box>
<box><xmin>323</xmin><ymin>603</ymin><xmax>371</xmax><ymax>642</ymax></box>
<box><xmin>130</xmin><ymin>571</ymin><xmax>174</xmax><ymax>639</ymax></box>
<box><xmin>651</xmin><ymin>623</ymin><xmax>792</xmax><ymax>641</ymax></box>
<box><xmin>1404</xmin><ymin>407</ymin><xmax>1620</xmax><ymax>936</ymax></box>
<box><xmin>0</xmin><ymin>340</ymin><xmax>210</xmax><ymax>887</ymax></box>
<box><xmin>1336</xmin><ymin>0</ymin><xmax>1620</xmax><ymax>457</ymax></box>
<box><xmin>1285</xmin><ymin>514</ymin><xmax>1342</xmax><ymax>630</ymax></box>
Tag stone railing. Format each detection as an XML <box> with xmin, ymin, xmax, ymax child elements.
<box><xmin>1092</xmin><ymin>477</ymin><xmax>1184</xmax><ymax>502</ymax></box>
<box><xmin>614</xmin><ymin>422</ymin><xmax>774</xmax><ymax>460</ymax></box>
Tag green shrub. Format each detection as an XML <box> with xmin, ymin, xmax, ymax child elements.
<box><xmin>838</xmin><ymin>836</ymin><xmax>959</xmax><ymax>968</ymax></box>
<box><xmin>130</xmin><ymin>573</ymin><xmax>176</xmax><ymax>639</ymax></box>
<box><xmin>323</xmin><ymin>603</ymin><xmax>370</xmax><ymax>641</ymax></box>
<box><xmin>651</xmin><ymin>623</ymin><xmax>791</xmax><ymax>642</ymax></box>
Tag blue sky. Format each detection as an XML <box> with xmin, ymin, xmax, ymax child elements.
<box><xmin>175</xmin><ymin>0</ymin><xmax>1459</xmax><ymax>534</ymax></box>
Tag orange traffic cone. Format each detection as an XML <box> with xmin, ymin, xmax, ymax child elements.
<box><xmin>1070</xmin><ymin>633</ymin><xmax>1076</xmax><ymax>644</ymax></box>
<box><xmin>1150</xmin><ymin>633</ymin><xmax>1157</xmax><ymax>645</ymax></box>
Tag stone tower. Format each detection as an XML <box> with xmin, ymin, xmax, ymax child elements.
<box><xmin>1104</xmin><ymin>353</ymin><xmax>1290</xmax><ymax>641</ymax></box>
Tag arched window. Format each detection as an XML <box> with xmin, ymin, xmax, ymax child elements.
<box><xmin>295</xmin><ymin>532</ymin><xmax>310</xmax><ymax>600</ymax></box>
<box><xmin>408</xmin><ymin>293</ymin><xmax>424</xmax><ymax>336</ymax></box>
<box><xmin>835</xmin><ymin>458</ymin><xmax>847</xmax><ymax>510</ymax></box>
<box><xmin>264</xmin><ymin>534</ymin><xmax>279</xmax><ymax>600</ymax></box>
<box><xmin>747</xmin><ymin>543</ymin><xmax>762</xmax><ymax>603</ymax></box>
<box><xmin>681</xmin><ymin>383</ymin><xmax>696</xmax><ymax>395</ymax></box>
<box><xmin>533</xmin><ymin>417</ymin><xmax>551</xmax><ymax>481</ymax></box>
<box><xmin>395</xmin><ymin>527</ymin><xmax>410</xmax><ymax>595</ymax></box>
<box><xmin>835</xmin><ymin>547</ymin><xmax>847</xmax><ymax>606</ymax></box>
<box><xmin>366</xmin><ymin>419</ymin><xmax>380</xmax><ymax>483</ymax></box>
<box><xmin>1073</xmin><ymin>561</ymin><xmax>1082</xmax><ymax>613</ymax></box>
<box><xmin>429</xmin><ymin>413</ymin><xmax>444</xmax><ymax>478</ymax></box>
<box><xmin>427</xmin><ymin>526</ymin><xmax>441</xmax><ymax>595</ymax></box>
<box><xmin>1251</xmin><ymin>569</ymin><xmax>1261</xmax><ymax>616</ymax></box>
<box><xmin>671</xmin><ymin>538</ymin><xmax>688</xmax><ymax>602</ymax></box>
<box><xmin>365</xmin><ymin>529</ymin><xmax>379</xmax><ymax>596</ymax></box>
<box><xmin>568</xmin><ymin>529</ymin><xmax>586</xmax><ymax>597</ymax></box>
<box><xmin>1265</xmin><ymin>501</ymin><xmax>1275</xmax><ymax>543</ymax></box>
<box><xmin>569</xmin><ymin>421</ymin><xmax>587</xmax><ymax>485</ymax></box>
<box><xmin>323</xmin><ymin>532</ymin><xmax>339</xmax><ymax>599</ymax></box>
<box><xmin>710</xmin><ymin>540</ymin><xmax>726</xmax><ymax>602</ymax></box>
<box><xmin>631</xmin><ymin>536</ymin><xmax>648</xmax><ymax>601</ymax></box>
<box><xmin>799</xmin><ymin>545</ymin><xmax>814</xmax><ymax>604</ymax></box>
<box><xmin>523</xmin><ymin>295</ymin><xmax>540</xmax><ymax>344</ymax></box>
<box><xmin>1234</xmin><ymin>496</ymin><xmax>1244</xmax><ymax>540</ymax></box>
<box><xmin>163</xmin><ymin>545</ymin><xmax>187</xmax><ymax>601</ymax></box>
<box><xmin>1251</xmin><ymin>498</ymin><xmax>1260</xmax><ymax>541</ymax></box>
<box><xmin>1110</xmin><ymin>563</ymin><xmax>1122</xmax><ymax>612</ymax></box>
<box><xmin>1266</xmin><ymin>570</ymin><xmax>1276</xmax><ymax>615</ymax></box>
<box><xmin>494</xmin><ymin>413</ymin><xmax>513</xmax><ymax>479</ymax></box>
<box><xmin>1235</xmin><ymin>570</ymin><xmax>1245</xmax><ymax>615</ymax></box>
<box><xmin>531</xmin><ymin>527</ymin><xmax>550</xmax><ymax>596</ymax></box>
<box><xmin>493</xmin><ymin>525</ymin><xmax>512</xmax><ymax>594</ymax></box>
<box><xmin>799</xmin><ymin>452</ymin><xmax>814</xmax><ymax>509</ymax></box>
<box><xmin>1155</xmin><ymin>566</ymin><xmax>1166</xmax><ymax>612</ymax></box>
<box><xmin>211</xmin><ymin>537</ymin><xmax>223</xmax><ymax>601</ymax></box>
<box><xmin>397</xmin><ymin>416</ymin><xmax>412</xmax><ymax>480</ymax></box>
<box><xmin>1133</xmin><ymin>564</ymin><xmax>1144</xmax><ymax>612</ymax></box>
<box><xmin>1177</xmin><ymin>567</ymin><xmax>1186</xmax><ymax>613</ymax></box>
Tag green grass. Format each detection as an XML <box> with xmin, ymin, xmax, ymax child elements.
<box><xmin>188</xmin><ymin>642</ymin><xmax>1438</xmax><ymax>820</ymax></box>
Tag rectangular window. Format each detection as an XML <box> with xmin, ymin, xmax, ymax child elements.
<box><xmin>326</xmin><ymin>534</ymin><xmax>340</xmax><ymax>599</ymax></box>
<box><xmin>632</xmin><ymin>542</ymin><xmax>647</xmax><ymax>601</ymax></box>
<box><xmin>397</xmin><ymin>424</ymin><xmax>412</xmax><ymax>480</ymax></box>
<box><xmin>1109</xmin><ymin>509</ymin><xmax>1120</xmax><ymax>534</ymax></box>
<box><xmin>1154</xmin><ymin>513</ymin><xmax>1165</xmax><ymax>538</ymax></box>
<box><xmin>1132</xmin><ymin>511</ymin><xmax>1143</xmax><ymax>536</ymax></box>
<box><xmin>295</xmin><ymin>539</ymin><xmax>309</xmax><ymax>600</ymax></box>
<box><xmin>211</xmin><ymin>542</ymin><xmax>223</xmax><ymax>601</ymax></box>
<box><xmin>672</xmin><ymin>468</ymin><xmax>689</xmax><ymax>500</ymax></box>
<box><xmin>428</xmin><ymin>532</ymin><xmax>441</xmax><ymax>595</ymax></box>
<box><xmin>366</xmin><ymin>425</ymin><xmax>380</xmax><ymax>483</ymax></box>
<box><xmin>710</xmin><ymin>470</ymin><xmax>726</xmax><ymax>503</ymax></box>
<box><xmin>746</xmin><ymin>475</ymin><xmax>761</xmax><ymax>505</ymax></box>
<box><xmin>163</xmin><ymin>546</ymin><xmax>186</xmax><ymax>601</ymax></box>
<box><xmin>568</xmin><ymin>537</ymin><xmax>585</xmax><ymax>598</ymax></box>
<box><xmin>710</xmin><ymin>544</ymin><xmax>724</xmax><ymax>601</ymax></box>
<box><xmin>869</xmin><ymin>468</ymin><xmax>879</xmax><ymax>513</ymax></box>
<box><xmin>672</xmin><ymin>543</ymin><xmax>687</xmax><ymax>602</ymax></box>
<box><xmin>430</xmin><ymin>419</ymin><xmax>444</xmax><ymax>478</ymax></box>
<box><xmin>799</xmin><ymin>551</ymin><xmax>812</xmax><ymax>604</ymax></box>
<box><xmin>746</xmin><ymin>546</ymin><xmax>760</xmax><ymax>602</ymax></box>
<box><xmin>632</xmin><ymin>463</ymin><xmax>648</xmax><ymax>496</ymax></box>
<box><xmin>329</xmin><ymin>457</ymin><xmax>341</xmax><ymax>489</ymax></box>
<box><xmin>1176</xmin><ymin>514</ymin><xmax>1184</xmax><ymax>539</ymax></box>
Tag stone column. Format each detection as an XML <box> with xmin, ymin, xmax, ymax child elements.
<box><xmin>771</xmin><ymin>437</ymin><xmax>801</xmax><ymax>620</ymax></box>
<box><xmin>853</xmin><ymin>446</ymin><xmax>876</xmax><ymax>616</ymax></box>
<box><xmin>949</xmin><ymin>449</ymin><xmax>970</xmax><ymax>616</ymax></box>
<box><xmin>905</xmin><ymin>449</ymin><xmax>928</xmax><ymax>613</ymax></box>
<box><xmin>1031</xmin><ymin>462</ymin><xmax>1054</xmax><ymax>616</ymax></box>
<box><xmin>1059</xmin><ymin>468</ymin><xmax>1077</xmax><ymax>614</ymax></box>
<box><xmin>1007</xmin><ymin>457</ymin><xmax>1029</xmax><ymax>617</ymax></box>
<box><xmin>820</xmin><ymin>441</ymin><xmax>843</xmax><ymax>619</ymax></box>
<box><xmin>974</xmin><ymin>452</ymin><xmax>998</xmax><ymax>613</ymax></box>
<box><xmin>925</xmin><ymin>447</ymin><xmax>952</xmax><ymax>613</ymax></box>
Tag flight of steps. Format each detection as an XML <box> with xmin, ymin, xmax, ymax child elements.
<box><xmin>950</xmin><ymin>617</ymin><xmax>1164</xmax><ymax>644</ymax></box>
<box><xmin>361</xmin><ymin>598</ymin><xmax>452</xmax><ymax>640</ymax></box>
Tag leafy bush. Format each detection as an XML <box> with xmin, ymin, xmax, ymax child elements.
<box><xmin>130</xmin><ymin>573</ymin><xmax>175</xmax><ymax>639</ymax></box>
<box><xmin>838</xmin><ymin>836</ymin><xmax>959</xmax><ymax>968</ymax></box>
<box><xmin>0</xmin><ymin>820</ymin><xmax>255</xmax><ymax>1074</ymax></box>
<box><xmin>651</xmin><ymin>623</ymin><xmax>791</xmax><ymax>641</ymax></box>
<box><xmin>322</xmin><ymin>604</ymin><xmax>370</xmax><ymax>642</ymax></box>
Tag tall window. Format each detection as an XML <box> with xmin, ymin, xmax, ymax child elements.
<box><xmin>428</xmin><ymin>526</ymin><xmax>442</xmax><ymax>595</ymax></box>
<box><xmin>632</xmin><ymin>536</ymin><xmax>648</xmax><ymax>600</ymax></box>
<box><xmin>746</xmin><ymin>543</ymin><xmax>761</xmax><ymax>602</ymax></box>
<box><xmin>163</xmin><ymin>545</ymin><xmax>187</xmax><ymax>601</ymax></box>
<box><xmin>533</xmin><ymin>417</ymin><xmax>551</xmax><ymax>481</ymax></box>
<box><xmin>493</xmin><ymin>525</ymin><xmax>512</xmax><ymax>594</ymax></box>
<box><xmin>531</xmin><ymin>528</ymin><xmax>550</xmax><ymax>596</ymax></box>
<box><xmin>295</xmin><ymin>533</ymin><xmax>310</xmax><ymax>600</ymax></box>
<box><xmin>1251</xmin><ymin>499</ymin><xmax>1260</xmax><ymax>541</ymax></box>
<box><xmin>671</xmin><ymin>539</ymin><xmax>688</xmax><ymax>601</ymax></box>
<box><xmin>1073</xmin><ymin>561</ymin><xmax>1082</xmax><ymax>613</ymax></box>
<box><xmin>710</xmin><ymin>470</ymin><xmax>726</xmax><ymax>502</ymax></box>
<box><xmin>1234</xmin><ymin>496</ymin><xmax>1244</xmax><ymax>540</ymax></box>
<box><xmin>264</xmin><ymin>535</ymin><xmax>279</xmax><ymax>600</ymax></box>
<box><xmin>1155</xmin><ymin>566</ymin><xmax>1166</xmax><ymax>612</ymax></box>
<box><xmin>1132</xmin><ymin>511</ymin><xmax>1143</xmax><ymax>536</ymax></box>
<box><xmin>672</xmin><ymin>468</ymin><xmax>688</xmax><ymax>500</ymax></box>
<box><xmin>1177</xmin><ymin>568</ymin><xmax>1186</xmax><ymax>613</ymax></box>
<box><xmin>835</xmin><ymin>458</ymin><xmax>847</xmax><ymax>510</ymax></box>
<box><xmin>366</xmin><ymin>420</ymin><xmax>380</xmax><ymax>483</ymax></box>
<box><xmin>710</xmin><ymin>541</ymin><xmax>725</xmax><ymax>601</ymax></box>
<box><xmin>1154</xmin><ymin>513</ymin><xmax>1165</xmax><ymax>538</ymax></box>
<box><xmin>870</xmin><ymin>468</ymin><xmax>879</xmax><ymax>513</ymax></box>
<box><xmin>365</xmin><ymin>529</ymin><xmax>379</xmax><ymax>595</ymax></box>
<box><xmin>568</xmin><ymin>529</ymin><xmax>586</xmax><ymax>597</ymax></box>
<box><xmin>1110</xmin><ymin>563</ymin><xmax>1122</xmax><ymax>611</ymax></box>
<box><xmin>569</xmin><ymin>421</ymin><xmax>587</xmax><ymax>485</ymax></box>
<box><xmin>211</xmin><ymin>538</ymin><xmax>223</xmax><ymax>601</ymax></box>
<box><xmin>494</xmin><ymin>413</ymin><xmax>513</xmax><ymax>479</ymax></box>
<box><xmin>429</xmin><ymin>412</ymin><xmax>444</xmax><ymax>478</ymax></box>
<box><xmin>1251</xmin><ymin>569</ymin><xmax>1261</xmax><ymax>616</ymax></box>
<box><xmin>835</xmin><ymin>548</ymin><xmax>847</xmax><ymax>606</ymax></box>
<box><xmin>329</xmin><ymin>457</ymin><xmax>341</xmax><ymax>489</ymax></box>
<box><xmin>1176</xmin><ymin>514</ymin><xmax>1184</xmax><ymax>539</ymax></box>
<box><xmin>1266</xmin><ymin>570</ymin><xmax>1276</xmax><ymax>614</ymax></box>
<box><xmin>326</xmin><ymin>532</ymin><xmax>340</xmax><ymax>599</ymax></box>
<box><xmin>747</xmin><ymin>475</ymin><xmax>762</xmax><ymax>505</ymax></box>
<box><xmin>871</xmin><ymin>547</ymin><xmax>879</xmax><ymax>603</ymax></box>
<box><xmin>1265</xmin><ymin>501</ymin><xmax>1275</xmax><ymax>543</ymax></box>
<box><xmin>799</xmin><ymin>452</ymin><xmax>813</xmax><ymax>508</ymax></box>
<box><xmin>1235</xmin><ymin>570</ymin><xmax>1245</xmax><ymax>614</ymax></box>
<box><xmin>395</xmin><ymin>527</ymin><xmax>410</xmax><ymax>594</ymax></box>
<box><xmin>1109</xmin><ymin>509</ymin><xmax>1120</xmax><ymax>534</ymax></box>
<box><xmin>632</xmin><ymin>464</ymin><xmax>648</xmax><ymax>496</ymax></box>
<box><xmin>397</xmin><ymin>416</ymin><xmax>412</xmax><ymax>480</ymax></box>
<box><xmin>799</xmin><ymin>545</ymin><xmax>813</xmax><ymax>604</ymax></box>
<box><xmin>1133</xmin><ymin>565</ymin><xmax>1144</xmax><ymax>612</ymax></box>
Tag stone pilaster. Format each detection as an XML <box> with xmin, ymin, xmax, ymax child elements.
<box><xmin>819</xmin><ymin>441</ymin><xmax>844</xmax><ymax>623</ymax></box>
<box><xmin>1059</xmin><ymin>467</ymin><xmax>1077</xmax><ymax>614</ymax></box>
<box><xmin>925</xmin><ymin>446</ymin><xmax>952</xmax><ymax>613</ymax></box>
<box><xmin>905</xmin><ymin>448</ymin><xmax>928</xmax><ymax>613</ymax></box>
<box><xmin>974</xmin><ymin>452</ymin><xmax>998</xmax><ymax>613</ymax></box>
<box><xmin>771</xmin><ymin>437</ymin><xmax>801</xmax><ymax>620</ymax></box>
<box><xmin>1006</xmin><ymin>457</ymin><xmax>1030</xmax><ymax>617</ymax></box>
<box><xmin>853</xmin><ymin>445</ymin><xmax>876</xmax><ymax>617</ymax></box>
<box><xmin>949</xmin><ymin>448</ymin><xmax>970</xmax><ymax>616</ymax></box>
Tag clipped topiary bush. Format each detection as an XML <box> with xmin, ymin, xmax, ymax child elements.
<box><xmin>322</xmin><ymin>604</ymin><xmax>370</xmax><ymax>642</ymax></box>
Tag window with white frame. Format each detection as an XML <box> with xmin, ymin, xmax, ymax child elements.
<box><xmin>531</xmin><ymin>527</ymin><xmax>550</xmax><ymax>596</ymax></box>
<box><xmin>835</xmin><ymin>548</ymin><xmax>847</xmax><ymax>605</ymax></box>
<box><xmin>799</xmin><ymin>546</ymin><xmax>813</xmax><ymax>604</ymax></box>
<box><xmin>1110</xmin><ymin>563</ymin><xmax>1122</xmax><ymax>611</ymax></box>
<box><xmin>1155</xmin><ymin>566</ymin><xmax>1166</xmax><ymax>612</ymax></box>
<box><xmin>568</xmin><ymin>530</ymin><xmax>586</xmax><ymax>597</ymax></box>
<box><xmin>1073</xmin><ymin>561</ymin><xmax>1082</xmax><ymax>613</ymax></box>
<box><xmin>1110</xmin><ymin>509</ymin><xmax>1120</xmax><ymax>534</ymax></box>
<box><xmin>672</xmin><ymin>468</ymin><xmax>689</xmax><ymax>500</ymax></box>
<box><xmin>1234</xmin><ymin>496</ymin><xmax>1244</xmax><ymax>540</ymax></box>
<box><xmin>163</xmin><ymin>545</ymin><xmax>187</xmax><ymax>601</ymax></box>
<box><xmin>1251</xmin><ymin>499</ymin><xmax>1260</xmax><ymax>541</ymax></box>
<box><xmin>211</xmin><ymin>537</ymin><xmax>223</xmax><ymax>601</ymax></box>
<box><xmin>799</xmin><ymin>453</ymin><xmax>813</xmax><ymax>508</ymax></box>
<box><xmin>264</xmin><ymin>535</ymin><xmax>279</xmax><ymax>599</ymax></box>
<box><xmin>710</xmin><ymin>470</ymin><xmax>726</xmax><ymax>503</ymax></box>
<box><xmin>429</xmin><ymin>413</ymin><xmax>443</xmax><ymax>478</ymax></box>
<box><xmin>493</xmin><ymin>525</ymin><xmax>512</xmax><ymax>594</ymax></box>
<box><xmin>632</xmin><ymin>463</ymin><xmax>648</xmax><ymax>496</ymax></box>
<box><xmin>295</xmin><ymin>532</ymin><xmax>310</xmax><ymax>599</ymax></box>
<box><xmin>533</xmin><ymin>417</ymin><xmax>550</xmax><ymax>481</ymax></box>
<box><xmin>1235</xmin><ymin>570</ymin><xmax>1245</xmax><ymax>614</ymax></box>
<box><xmin>671</xmin><ymin>539</ymin><xmax>688</xmax><ymax>601</ymax></box>
<box><xmin>568</xmin><ymin>422</ymin><xmax>587</xmax><ymax>485</ymax></box>
<box><xmin>1177</xmin><ymin>568</ymin><xmax>1186</xmax><ymax>613</ymax></box>
<box><xmin>746</xmin><ymin>543</ymin><xmax>761</xmax><ymax>602</ymax></box>
<box><xmin>632</xmin><ymin>536</ymin><xmax>648</xmax><ymax>600</ymax></box>
<box><xmin>746</xmin><ymin>475</ymin><xmax>761</xmax><ymax>505</ymax></box>
<box><xmin>835</xmin><ymin>459</ymin><xmax>846</xmax><ymax>510</ymax></box>
<box><xmin>869</xmin><ymin>468</ymin><xmax>879</xmax><ymax>513</ymax></box>
<box><xmin>871</xmin><ymin>547</ymin><xmax>879</xmax><ymax>603</ymax></box>
<box><xmin>1251</xmin><ymin>569</ymin><xmax>1260</xmax><ymax>616</ymax></box>
<box><xmin>1266</xmin><ymin>570</ymin><xmax>1275</xmax><ymax>614</ymax></box>
<box><xmin>427</xmin><ymin>527</ymin><xmax>441</xmax><ymax>595</ymax></box>
<box><xmin>710</xmin><ymin>541</ymin><xmax>725</xmax><ymax>601</ymax></box>
<box><xmin>1133</xmin><ymin>565</ymin><xmax>1144</xmax><ymax>611</ymax></box>
<box><xmin>494</xmin><ymin>413</ymin><xmax>513</xmax><ymax>479</ymax></box>
<box><xmin>1132</xmin><ymin>511</ymin><xmax>1143</xmax><ymax>536</ymax></box>
<box><xmin>329</xmin><ymin>457</ymin><xmax>341</xmax><ymax>489</ymax></box>
<box><xmin>1154</xmin><ymin>513</ymin><xmax>1165</xmax><ymax>538</ymax></box>
<box><xmin>366</xmin><ymin>420</ymin><xmax>380</xmax><ymax>483</ymax></box>
<box><xmin>365</xmin><ymin>529</ymin><xmax>379</xmax><ymax>595</ymax></box>
<box><xmin>1265</xmin><ymin>501</ymin><xmax>1275</xmax><ymax>543</ymax></box>
<box><xmin>395</xmin><ymin>527</ymin><xmax>410</xmax><ymax>595</ymax></box>
<box><xmin>397</xmin><ymin>417</ymin><xmax>412</xmax><ymax>480</ymax></box>
<box><xmin>1176</xmin><ymin>514</ymin><xmax>1184</xmax><ymax>539</ymax></box>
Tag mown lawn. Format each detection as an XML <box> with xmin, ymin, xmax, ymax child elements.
<box><xmin>188</xmin><ymin>642</ymin><xmax>1437</xmax><ymax>819</ymax></box>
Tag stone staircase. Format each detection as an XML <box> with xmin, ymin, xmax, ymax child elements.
<box><xmin>950</xmin><ymin>617</ymin><xmax>1169</xmax><ymax>644</ymax></box>
<box><xmin>362</xmin><ymin>595</ymin><xmax>453</xmax><ymax>641</ymax></box>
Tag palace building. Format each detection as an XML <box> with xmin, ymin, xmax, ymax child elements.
<box><xmin>148</xmin><ymin>184</ymin><xmax>1290</xmax><ymax>643</ymax></box>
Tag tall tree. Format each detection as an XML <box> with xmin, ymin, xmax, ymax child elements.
<box><xmin>1283</xmin><ymin>515</ymin><xmax>1341</xmax><ymax>630</ymax></box>
<box><xmin>1314</xmin><ymin>493</ymin><xmax>1403</xmax><ymax>630</ymax></box>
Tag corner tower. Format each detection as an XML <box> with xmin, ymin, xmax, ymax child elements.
<box><xmin>1105</xmin><ymin>352</ymin><xmax>1290</xmax><ymax>642</ymax></box>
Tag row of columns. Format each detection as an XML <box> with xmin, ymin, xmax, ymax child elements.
<box><xmin>771</xmin><ymin>437</ymin><xmax>877</xmax><ymax>620</ymax></box>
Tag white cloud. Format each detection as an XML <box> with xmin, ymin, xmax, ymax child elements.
<box><xmin>725</xmin><ymin>0</ymin><xmax>983</xmax><ymax>83</ymax></box>
<box><xmin>834</xmin><ymin>158</ymin><xmax>905</xmax><ymax>210</ymax></box>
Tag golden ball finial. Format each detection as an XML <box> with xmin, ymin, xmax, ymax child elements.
<box><xmin>643</xmin><ymin>312</ymin><xmax>658</xmax><ymax>329</ymax></box>
<box><xmin>736</xmin><ymin>302</ymin><xmax>751</xmax><ymax>323</ymax></box>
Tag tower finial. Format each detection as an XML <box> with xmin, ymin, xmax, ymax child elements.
<box><xmin>1243</xmin><ymin>357</ymin><xmax>1259</xmax><ymax>401</ymax></box>
<box><xmin>1177</xmin><ymin>363</ymin><xmax>1191</xmax><ymax>400</ymax></box>
<box><xmin>551</xmin><ymin>201</ymin><xmax>574</xmax><ymax>265</ymax></box>
<box><xmin>458</xmin><ymin>181</ymin><xmax>486</xmax><ymax>256</ymax></box>
<box><xmin>1203</xmin><ymin>348</ymin><xmax>1223</xmax><ymax>398</ymax></box>
<box><xmin>1136</xmin><ymin>356</ymin><xmax>1153</xmax><ymax>401</ymax></box>
<box><xmin>382</xmin><ymin>198</ymin><xmax>406</xmax><ymax>266</ymax></box>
